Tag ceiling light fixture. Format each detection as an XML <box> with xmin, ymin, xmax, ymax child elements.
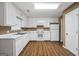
<box><xmin>34</xmin><ymin>3</ymin><xmax>60</xmax><ymax>9</ymax></box>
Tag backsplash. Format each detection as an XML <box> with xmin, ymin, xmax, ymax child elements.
<box><xmin>10</xmin><ymin>30</ymin><xmax>22</xmax><ymax>33</ymax></box>
<box><xmin>21</xmin><ymin>27</ymin><xmax>50</xmax><ymax>31</ymax></box>
<box><xmin>0</xmin><ymin>26</ymin><xmax>11</xmax><ymax>35</ymax></box>
<box><xmin>0</xmin><ymin>26</ymin><xmax>22</xmax><ymax>35</ymax></box>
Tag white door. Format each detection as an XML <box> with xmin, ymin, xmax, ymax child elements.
<box><xmin>65</xmin><ymin>8</ymin><xmax>78</xmax><ymax>55</ymax></box>
<box><xmin>50</xmin><ymin>24</ymin><xmax>59</xmax><ymax>41</ymax></box>
<box><xmin>65</xmin><ymin>11</ymin><xmax>73</xmax><ymax>53</ymax></box>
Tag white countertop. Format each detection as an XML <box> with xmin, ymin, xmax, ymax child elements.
<box><xmin>0</xmin><ymin>33</ymin><xmax>27</xmax><ymax>40</ymax></box>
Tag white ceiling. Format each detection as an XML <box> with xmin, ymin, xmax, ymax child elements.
<box><xmin>13</xmin><ymin>2</ymin><xmax>74</xmax><ymax>18</ymax></box>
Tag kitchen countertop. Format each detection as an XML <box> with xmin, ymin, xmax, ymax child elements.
<box><xmin>0</xmin><ymin>32</ymin><xmax>27</xmax><ymax>40</ymax></box>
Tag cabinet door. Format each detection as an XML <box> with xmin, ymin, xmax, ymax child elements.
<box><xmin>30</xmin><ymin>31</ymin><xmax>34</xmax><ymax>40</ymax></box>
<box><xmin>44</xmin><ymin>31</ymin><xmax>50</xmax><ymax>40</ymax></box>
<box><xmin>5</xmin><ymin>3</ymin><xmax>17</xmax><ymax>26</ymax></box>
<box><xmin>23</xmin><ymin>34</ymin><xmax>29</xmax><ymax>47</ymax></box>
<box><xmin>65</xmin><ymin>8</ymin><xmax>78</xmax><ymax>55</ymax></box>
<box><xmin>30</xmin><ymin>31</ymin><xmax>38</xmax><ymax>40</ymax></box>
<box><xmin>33</xmin><ymin>31</ymin><xmax>37</xmax><ymax>40</ymax></box>
<box><xmin>28</xmin><ymin>31</ymin><xmax>33</xmax><ymax>40</ymax></box>
<box><xmin>16</xmin><ymin>38</ymin><xmax>23</xmax><ymax>55</ymax></box>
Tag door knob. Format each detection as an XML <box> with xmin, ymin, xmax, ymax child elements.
<box><xmin>76</xmin><ymin>31</ymin><xmax>78</xmax><ymax>34</ymax></box>
<box><xmin>66</xmin><ymin>33</ymin><xmax>68</xmax><ymax>35</ymax></box>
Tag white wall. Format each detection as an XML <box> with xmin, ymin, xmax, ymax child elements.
<box><xmin>26</xmin><ymin>18</ymin><xmax>59</xmax><ymax>27</ymax></box>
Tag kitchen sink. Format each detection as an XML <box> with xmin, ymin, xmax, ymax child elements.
<box><xmin>15</xmin><ymin>32</ymin><xmax>26</xmax><ymax>35</ymax></box>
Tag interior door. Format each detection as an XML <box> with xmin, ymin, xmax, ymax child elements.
<box><xmin>71</xmin><ymin>8</ymin><xmax>78</xmax><ymax>55</ymax></box>
<box><xmin>65</xmin><ymin>11</ymin><xmax>72</xmax><ymax>52</ymax></box>
<box><xmin>65</xmin><ymin>8</ymin><xmax>78</xmax><ymax>55</ymax></box>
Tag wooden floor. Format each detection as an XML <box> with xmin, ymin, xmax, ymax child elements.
<box><xmin>19</xmin><ymin>41</ymin><xmax>74</xmax><ymax>56</ymax></box>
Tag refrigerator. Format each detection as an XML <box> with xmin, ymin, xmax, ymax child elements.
<box><xmin>50</xmin><ymin>24</ymin><xmax>59</xmax><ymax>41</ymax></box>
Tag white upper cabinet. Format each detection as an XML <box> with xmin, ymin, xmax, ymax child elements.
<box><xmin>5</xmin><ymin>3</ymin><xmax>17</xmax><ymax>26</ymax></box>
<box><xmin>0</xmin><ymin>3</ymin><xmax>6</xmax><ymax>26</ymax></box>
<box><xmin>0</xmin><ymin>2</ymin><xmax>27</xmax><ymax>30</ymax></box>
<box><xmin>0</xmin><ymin>3</ymin><xmax>17</xmax><ymax>26</ymax></box>
<box><xmin>21</xmin><ymin>14</ymin><xmax>27</xmax><ymax>27</ymax></box>
<box><xmin>27</xmin><ymin>18</ymin><xmax>58</xmax><ymax>27</ymax></box>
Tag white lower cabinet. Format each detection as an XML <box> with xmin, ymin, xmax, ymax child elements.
<box><xmin>29</xmin><ymin>31</ymin><xmax>34</xmax><ymax>40</ymax></box>
<box><xmin>29</xmin><ymin>31</ymin><xmax>37</xmax><ymax>40</ymax></box>
<box><xmin>43</xmin><ymin>31</ymin><xmax>50</xmax><ymax>40</ymax></box>
<box><xmin>0</xmin><ymin>34</ymin><xmax>29</xmax><ymax>56</ymax></box>
<box><xmin>15</xmin><ymin>37</ymin><xmax>24</xmax><ymax>55</ymax></box>
<box><xmin>29</xmin><ymin>31</ymin><xmax>50</xmax><ymax>41</ymax></box>
<box><xmin>15</xmin><ymin>34</ymin><xmax>29</xmax><ymax>56</ymax></box>
<box><xmin>33</xmin><ymin>31</ymin><xmax>37</xmax><ymax>40</ymax></box>
<box><xmin>0</xmin><ymin>40</ymin><xmax>14</xmax><ymax>56</ymax></box>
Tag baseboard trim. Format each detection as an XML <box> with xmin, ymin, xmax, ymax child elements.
<box><xmin>62</xmin><ymin>45</ymin><xmax>75</xmax><ymax>56</ymax></box>
<box><xmin>30</xmin><ymin>40</ymin><xmax>51</xmax><ymax>42</ymax></box>
<box><xmin>62</xmin><ymin>45</ymin><xmax>66</xmax><ymax>48</ymax></box>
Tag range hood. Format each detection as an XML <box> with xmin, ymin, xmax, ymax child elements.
<box><xmin>37</xmin><ymin>25</ymin><xmax>44</xmax><ymax>28</ymax></box>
